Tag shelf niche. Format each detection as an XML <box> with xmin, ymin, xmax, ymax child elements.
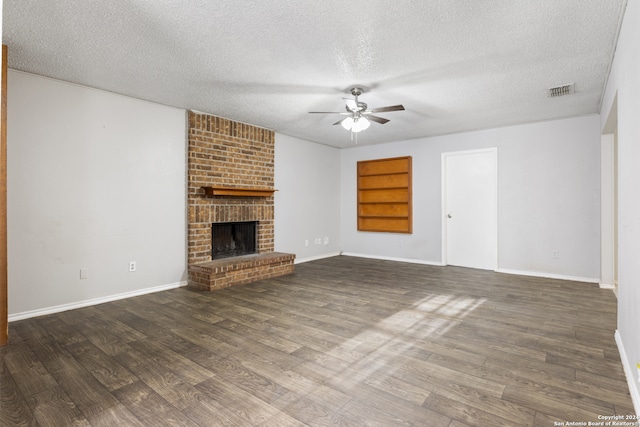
<box><xmin>357</xmin><ymin>156</ymin><xmax>412</xmax><ymax>233</ymax></box>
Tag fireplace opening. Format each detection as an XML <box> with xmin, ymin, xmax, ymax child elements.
<box><xmin>211</xmin><ymin>221</ymin><xmax>257</xmax><ymax>259</ymax></box>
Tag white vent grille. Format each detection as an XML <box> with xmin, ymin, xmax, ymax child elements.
<box><xmin>548</xmin><ymin>83</ymin><xmax>575</xmax><ymax>97</ymax></box>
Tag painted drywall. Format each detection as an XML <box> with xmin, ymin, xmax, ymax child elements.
<box><xmin>601</xmin><ymin>0</ymin><xmax>640</xmax><ymax>413</ymax></box>
<box><xmin>340</xmin><ymin>115</ymin><xmax>601</xmax><ymax>281</ymax></box>
<box><xmin>7</xmin><ymin>71</ymin><xmax>187</xmax><ymax>317</ymax></box>
<box><xmin>274</xmin><ymin>133</ymin><xmax>341</xmax><ymax>262</ymax></box>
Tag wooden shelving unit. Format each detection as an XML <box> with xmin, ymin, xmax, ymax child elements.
<box><xmin>357</xmin><ymin>156</ymin><xmax>412</xmax><ymax>233</ymax></box>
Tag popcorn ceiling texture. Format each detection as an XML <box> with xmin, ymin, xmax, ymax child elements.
<box><xmin>2</xmin><ymin>0</ymin><xmax>627</xmax><ymax>147</ymax></box>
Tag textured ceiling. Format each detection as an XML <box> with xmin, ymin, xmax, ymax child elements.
<box><xmin>3</xmin><ymin>1</ymin><xmax>627</xmax><ymax>147</ymax></box>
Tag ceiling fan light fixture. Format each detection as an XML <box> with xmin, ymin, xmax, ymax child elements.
<box><xmin>342</xmin><ymin>116</ymin><xmax>370</xmax><ymax>132</ymax></box>
<box><xmin>352</xmin><ymin>117</ymin><xmax>370</xmax><ymax>132</ymax></box>
<box><xmin>341</xmin><ymin>116</ymin><xmax>354</xmax><ymax>131</ymax></box>
<box><xmin>310</xmin><ymin>87</ymin><xmax>402</xmax><ymax>139</ymax></box>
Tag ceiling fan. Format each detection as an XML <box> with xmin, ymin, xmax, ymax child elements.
<box><xmin>309</xmin><ymin>87</ymin><xmax>405</xmax><ymax>142</ymax></box>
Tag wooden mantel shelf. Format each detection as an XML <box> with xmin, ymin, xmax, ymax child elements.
<box><xmin>201</xmin><ymin>187</ymin><xmax>277</xmax><ymax>197</ymax></box>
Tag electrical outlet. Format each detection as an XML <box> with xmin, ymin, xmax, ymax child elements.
<box><xmin>129</xmin><ymin>261</ymin><xmax>136</xmax><ymax>272</ymax></box>
<box><xmin>324</xmin><ymin>237</ymin><xmax>329</xmax><ymax>245</ymax></box>
<box><xmin>552</xmin><ymin>250</ymin><xmax>559</xmax><ymax>259</ymax></box>
<box><xmin>80</xmin><ymin>268</ymin><xmax>89</xmax><ymax>279</ymax></box>
<box><xmin>304</xmin><ymin>239</ymin><xmax>309</xmax><ymax>247</ymax></box>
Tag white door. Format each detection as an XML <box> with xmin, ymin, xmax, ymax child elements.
<box><xmin>442</xmin><ymin>148</ymin><xmax>497</xmax><ymax>270</ymax></box>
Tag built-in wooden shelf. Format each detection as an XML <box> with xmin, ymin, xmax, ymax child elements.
<box><xmin>357</xmin><ymin>156</ymin><xmax>412</xmax><ymax>233</ymax></box>
<box><xmin>201</xmin><ymin>187</ymin><xmax>277</xmax><ymax>197</ymax></box>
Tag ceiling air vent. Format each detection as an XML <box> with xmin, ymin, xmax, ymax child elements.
<box><xmin>548</xmin><ymin>83</ymin><xmax>575</xmax><ymax>98</ymax></box>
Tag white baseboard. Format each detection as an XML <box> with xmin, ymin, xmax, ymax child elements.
<box><xmin>599</xmin><ymin>282</ymin><xmax>616</xmax><ymax>289</ymax></box>
<box><xmin>615</xmin><ymin>330</ymin><xmax>640</xmax><ymax>416</ymax></box>
<box><xmin>295</xmin><ymin>252</ymin><xmax>341</xmax><ymax>264</ymax></box>
<box><xmin>340</xmin><ymin>252</ymin><xmax>446</xmax><ymax>266</ymax></box>
<box><xmin>496</xmin><ymin>268</ymin><xmax>599</xmax><ymax>284</ymax></box>
<box><xmin>334</xmin><ymin>256</ymin><xmax>599</xmax><ymax>283</ymax></box>
<box><xmin>8</xmin><ymin>281</ymin><xmax>187</xmax><ymax>322</ymax></box>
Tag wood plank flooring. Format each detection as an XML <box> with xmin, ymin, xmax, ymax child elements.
<box><xmin>0</xmin><ymin>256</ymin><xmax>635</xmax><ymax>426</ymax></box>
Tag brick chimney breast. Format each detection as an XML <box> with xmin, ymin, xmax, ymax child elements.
<box><xmin>187</xmin><ymin>111</ymin><xmax>294</xmax><ymax>291</ymax></box>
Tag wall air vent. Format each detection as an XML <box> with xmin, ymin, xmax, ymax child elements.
<box><xmin>548</xmin><ymin>83</ymin><xmax>575</xmax><ymax>97</ymax></box>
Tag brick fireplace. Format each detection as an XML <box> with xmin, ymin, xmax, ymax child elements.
<box><xmin>187</xmin><ymin>111</ymin><xmax>294</xmax><ymax>291</ymax></box>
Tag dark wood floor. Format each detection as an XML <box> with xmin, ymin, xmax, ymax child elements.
<box><xmin>0</xmin><ymin>256</ymin><xmax>635</xmax><ymax>426</ymax></box>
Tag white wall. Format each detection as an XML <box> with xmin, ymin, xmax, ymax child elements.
<box><xmin>274</xmin><ymin>134</ymin><xmax>341</xmax><ymax>262</ymax></box>
<box><xmin>340</xmin><ymin>115</ymin><xmax>601</xmax><ymax>281</ymax></box>
<box><xmin>601</xmin><ymin>0</ymin><xmax>640</xmax><ymax>413</ymax></box>
<box><xmin>7</xmin><ymin>71</ymin><xmax>187</xmax><ymax>318</ymax></box>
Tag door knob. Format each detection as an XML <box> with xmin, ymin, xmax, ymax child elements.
<box><xmin>447</xmin><ymin>213</ymin><xmax>452</xmax><ymax>218</ymax></box>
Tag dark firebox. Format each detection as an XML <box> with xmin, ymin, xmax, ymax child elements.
<box><xmin>211</xmin><ymin>221</ymin><xmax>257</xmax><ymax>259</ymax></box>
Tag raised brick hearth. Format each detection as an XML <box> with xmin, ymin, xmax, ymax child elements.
<box><xmin>188</xmin><ymin>252</ymin><xmax>295</xmax><ymax>291</ymax></box>
<box><xmin>187</xmin><ymin>111</ymin><xmax>294</xmax><ymax>290</ymax></box>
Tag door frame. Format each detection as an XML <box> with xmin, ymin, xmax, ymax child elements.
<box><xmin>600</xmin><ymin>133</ymin><xmax>616</xmax><ymax>290</ymax></box>
<box><xmin>1</xmin><ymin>45</ymin><xmax>7</xmax><ymax>346</ymax></box>
<box><xmin>601</xmin><ymin>93</ymin><xmax>618</xmax><ymax>291</ymax></box>
<box><xmin>441</xmin><ymin>147</ymin><xmax>498</xmax><ymax>269</ymax></box>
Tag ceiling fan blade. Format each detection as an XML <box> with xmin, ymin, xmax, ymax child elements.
<box><xmin>309</xmin><ymin>111</ymin><xmax>350</xmax><ymax>114</ymax></box>
<box><xmin>371</xmin><ymin>104</ymin><xmax>405</xmax><ymax>113</ymax></box>
<box><xmin>333</xmin><ymin>117</ymin><xmax>349</xmax><ymax>126</ymax></box>
<box><xmin>366</xmin><ymin>115</ymin><xmax>390</xmax><ymax>124</ymax></box>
